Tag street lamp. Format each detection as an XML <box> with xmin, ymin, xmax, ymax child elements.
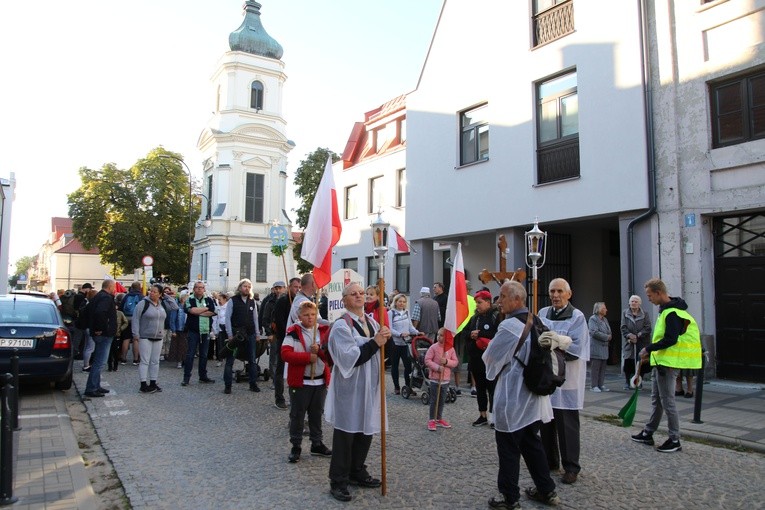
<box><xmin>159</xmin><ymin>154</ymin><xmax>193</xmax><ymax>283</ymax></box>
<box><xmin>524</xmin><ymin>217</ymin><xmax>547</xmax><ymax>314</ymax></box>
<box><xmin>369</xmin><ymin>210</ymin><xmax>389</xmax><ymax>495</ymax></box>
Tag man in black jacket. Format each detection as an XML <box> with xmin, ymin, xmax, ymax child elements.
<box><xmin>84</xmin><ymin>280</ymin><xmax>117</xmax><ymax>398</ymax></box>
<box><xmin>272</xmin><ymin>278</ymin><xmax>300</xmax><ymax>409</ymax></box>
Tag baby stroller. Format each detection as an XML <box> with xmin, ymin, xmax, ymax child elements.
<box><xmin>402</xmin><ymin>335</ymin><xmax>457</xmax><ymax>405</ymax></box>
<box><xmin>221</xmin><ymin>331</ymin><xmax>270</xmax><ymax>383</ymax></box>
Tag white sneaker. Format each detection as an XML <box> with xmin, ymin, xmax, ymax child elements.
<box><xmin>216</xmin><ymin>361</ymin><xmax>222</xmax><ymax>367</ymax></box>
<box><xmin>159</xmin><ymin>355</ymin><xmax>165</xmax><ymax>361</ymax></box>
<box><xmin>591</xmin><ymin>387</ymin><xmax>602</xmax><ymax>393</ymax></box>
<box><xmin>600</xmin><ymin>386</ymin><xmax>610</xmax><ymax>392</ymax></box>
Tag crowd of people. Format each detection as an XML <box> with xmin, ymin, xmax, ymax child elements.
<box><xmin>48</xmin><ymin>272</ymin><xmax>701</xmax><ymax>507</ymax></box>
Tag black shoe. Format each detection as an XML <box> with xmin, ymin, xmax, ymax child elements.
<box><xmin>488</xmin><ymin>494</ymin><xmax>520</xmax><ymax>509</ymax></box>
<box><xmin>310</xmin><ymin>443</ymin><xmax>332</xmax><ymax>457</ymax></box>
<box><xmin>472</xmin><ymin>416</ymin><xmax>488</xmax><ymax>427</ymax></box>
<box><xmin>250</xmin><ymin>384</ymin><xmax>261</xmax><ymax>392</ymax></box>
<box><xmin>525</xmin><ymin>486</ymin><xmax>561</xmax><ymax>506</ymax></box>
<box><xmin>656</xmin><ymin>438</ymin><xmax>682</xmax><ymax>453</ymax></box>
<box><xmin>149</xmin><ymin>383</ymin><xmax>162</xmax><ymax>393</ymax></box>
<box><xmin>330</xmin><ymin>486</ymin><xmax>352</xmax><ymax>502</ymax></box>
<box><xmin>199</xmin><ymin>377</ymin><xmax>215</xmax><ymax>383</ymax></box>
<box><xmin>181</xmin><ymin>380</ymin><xmax>190</xmax><ymax>387</ymax></box>
<box><xmin>274</xmin><ymin>401</ymin><xmax>288</xmax><ymax>409</ymax></box>
<box><xmin>288</xmin><ymin>447</ymin><xmax>301</xmax><ymax>463</ymax></box>
<box><xmin>96</xmin><ymin>387</ymin><xmax>110</xmax><ymax>394</ymax></box>
<box><xmin>83</xmin><ymin>391</ymin><xmax>104</xmax><ymax>398</ymax></box>
<box><xmin>349</xmin><ymin>475</ymin><xmax>381</xmax><ymax>488</ymax></box>
<box><xmin>224</xmin><ymin>386</ymin><xmax>232</xmax><ymax>394</ymax></box>
<box><xmin>631</xmin><ymin>430</ymin><xmax>655</xmax><ymax>445</ymax></box>
<box><xmin>140</xmin><ymin>386</ymin><xmax>157</xmax><ymax>394</ymax></box>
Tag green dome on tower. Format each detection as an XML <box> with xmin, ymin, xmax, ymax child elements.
<box><xmin>228</xmin><ymin>1</ymin><xmax>283</xmax><ymax>60</ymax></box>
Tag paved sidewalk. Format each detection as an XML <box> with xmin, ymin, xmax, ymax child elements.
<box><xmin>581</xmin><ymin>366</ymin><xmax>765</xmax><ymax>452</ymax></box>
<box><xmin>11</xmin><ymin>385</ymin><xmax>97</xmax><ymax>510</ymax></box>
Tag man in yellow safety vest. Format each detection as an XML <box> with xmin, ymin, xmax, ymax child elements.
<box><xmin>630</xmin><ymin>278</ymin><xmax>701</xmax><ymax>453</ymax></box>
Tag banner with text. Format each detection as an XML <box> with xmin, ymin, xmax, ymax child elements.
<box><xmin>327</xmin><ymin>269</ymin><xmax>364</xmax><ymax>322</ymax></box>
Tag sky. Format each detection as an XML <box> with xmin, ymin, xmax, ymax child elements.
<box><xmin>0</xmin><ymin>0</ymin><xmax>442</xmax><ymax>269</ymax></box>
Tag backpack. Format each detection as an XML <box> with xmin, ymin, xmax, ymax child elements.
<box><xmin>60</xmin><ymin>290</ymin><xmax>77</xmax><ymax>320</ymax></box>
<box><xmin>75</xmin><ymin>300</ymin><xmax>91</xmax><ymax>329</ymax></box>
<box><xmin>513</xmin><ymin>313</ymin><xmax>566</xmax><ymax>396</ymax></box>
<box><xmin>121</xmin><ymin>293</ymin><xmax>141</xmax><ymax>317</ymax></box>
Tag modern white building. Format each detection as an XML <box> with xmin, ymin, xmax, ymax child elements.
<box><xmin>193</xmin><ymin>0</ymin><xmax>297</xmax><ymax>294</ymax></box>
<box><xmin>332</xmin><ymin>95</ymin><xmax>411</xmax><ymax>293</ymax></box>
<box><xmin>402</xmin><ymin>0</ymin><xmax>764</xmax><ymax>381</ymax></box>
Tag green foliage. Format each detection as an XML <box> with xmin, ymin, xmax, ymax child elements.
<box><xmin>8</xmin><ymin>255</ymin><xmax>35</xmax><ymax>288</ymax></box>
<box><xmin>292</xmin><ymin>148</ymin><xmax>340</xmax><ymax>273</ymax></box>
<box><xmin>67</xmin><ymin>147</ymin><xmax>199</xmax><ymax>283</ymax></box>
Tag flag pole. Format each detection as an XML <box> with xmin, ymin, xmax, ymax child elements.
<box><xmin>377</xmin><ymin>274</ymin><xmax>387</xmax><ymax>496</ymax></box>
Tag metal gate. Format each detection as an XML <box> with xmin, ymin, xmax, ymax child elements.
<box><xmin>713</xmin><ymin>214</ymin><xmax>765</xmax><ymax>382</ymax></box>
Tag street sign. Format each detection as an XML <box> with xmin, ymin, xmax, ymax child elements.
<box><xmin>269</xmin><ymin>224</ymin><xmax>289</xmax><ymax>247</ymax></box>
<box><xmin>142</xmin><ymin>255</ymin><xmax>154</xmax><ymax>266</ymax></box>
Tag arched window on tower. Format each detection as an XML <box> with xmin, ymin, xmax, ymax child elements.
<box><xmin>250</xmin><ymin>81</ymin><xmax>264</xmax><ymax>111</ymax></box>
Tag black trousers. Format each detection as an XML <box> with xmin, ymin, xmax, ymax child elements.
<box><xmin>495</xmin><ymin>421</ymin><xmax>556</xmax><ymax>503</ymax></box>
<box><xmin>540</xmin><ymin>408</ymin><xmax>580</xmax><ymax>474</ymax></box>
<box><xmin>328</xmin><ymin>429</ymin><xmax>373</xmax><ymax>488</ymax></box>
<box><xmin>469</xmin><ymin>356</ymin><xmax>495</xmax><ymax>413</ymax></box>
<box><xmin>288</xmin><ymin>384</ymin><xmax>326</xmax><ymax>447</ymax></box>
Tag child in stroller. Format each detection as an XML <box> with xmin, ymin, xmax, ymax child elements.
<box><xmin>403</xmin><ymin>335</ymin><xmax>457</xmax><ymax>405</ymax></box>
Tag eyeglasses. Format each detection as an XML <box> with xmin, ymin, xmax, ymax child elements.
<box><xmin>345</xmin><ymin>291</ymin><xmax>365</xmax><ymax>297</ymax></box>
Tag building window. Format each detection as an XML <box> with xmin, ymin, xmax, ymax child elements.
<box><xmin>460</xmin><ymin>103</ymin><xmax>489</xmax><ymax>166</ymax></box>
<box><xmin>533</xmin><ymin>0</ymin><xmax>574</xmax><ymax>47</ymax></box>
<box><xmin>366</xmin><ymin>256</ymin><xmax>379</xmax><ymax>287</ymax></box>
<box><xmin>245</xmin><ymin>173</ymin><xmax>264</xmax><ymax>223</ymax></box>
<box><xmin>710</xmin><ymin>69</ymin><xmax>765</xmax><ymax>148</ymax></box>
<box><xmin>400</xmin><ymin>118</ymin><xmax>407</xmax><ymax>144</ymax></box>
<box><xmin>537</xmin><ymin>70</ymin><xmax>579</xmax><ymax>184</ymax></box>
<box><xmin>396</xmin><ymin>168</ymin><xmax>406</xmax><ymax>207</ymax></box>
<box><xmin>345</xmin><ymin>185</ymin><xmax>358</xmax><ymax>220</ymax></box>
<box><xmin>395</xmin><ymin>253</ymin><xmax>410</xmax><ymax>294</ymax></box>
<box><xmin>240</xmin><ymin>252</ymin><xmax>251</xmax><ymax>280</ymax></box>
<box><xmin>342</xmin><ymin>258</ymin><xmax>358</xmax><ymax>272</ymax></box>
<box><xmin>369</xmin><ymin>176</ymin><xmax>383</xmax><ymax>214</ymax></box>
<box><xmin>255</xmin><ymin>253</ymin><xmax>267</xmax><ymax>282</ymax></box>
<box><xmin>250</xmin><ymin>80</ymin><xmax>264</xmax><ymax>110</ymax></box>
<box><xmin>200</xmin><ymin>252</ymin><xmax>208</xmax><ymax>281</ymax></box>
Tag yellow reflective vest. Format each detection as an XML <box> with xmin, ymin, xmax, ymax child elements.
<box><xmin>650</xmin><ymin>307</ymin><xmax>702</xmax><ymax>369</ymax></box>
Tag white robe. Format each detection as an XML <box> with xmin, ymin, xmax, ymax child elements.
<box><xmin>324</xmin><ymin>312</ymin><xmax>387</xmax><ymax>434</ymax></box>
<box><xmin>483</xmin><ymin>315</ymin><xmax>553</xmax><ymax>433</ymax></box>
<box><xmin>539</xmin><ymin>306</ymin><xmax>590</xmax><ymax>410</ymax></box>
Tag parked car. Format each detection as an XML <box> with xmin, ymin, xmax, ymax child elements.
<box><xmin>0</xmin><ymin>294</ymin><xmax>73</xmax><ymax>390</ymax></box>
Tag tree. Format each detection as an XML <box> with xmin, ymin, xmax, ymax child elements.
<box><xmin>8</xmin><ymin>255</ymin><xmax>35</xmax><ymax>288</ymax></box>
<box><xmin>67</xmin><ymin>147</ymin><xmax>199</xmax><ymax>283</ymax></box>
<box><xmin>292</xmin><ymin>148</ymin><xmax>340</xmax><ymax>273</ymax></box>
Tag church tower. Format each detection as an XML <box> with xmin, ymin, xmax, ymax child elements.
<box><xmin>195</xmin><ymin>1</ymin><xmax>295</xmax><ymax>293</ymax></box>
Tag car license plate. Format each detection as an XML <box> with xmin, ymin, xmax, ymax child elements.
<box><xmin>0</xmin><ymin>338</ymin><xmax>35</xmax><ymax>349</ymax></box>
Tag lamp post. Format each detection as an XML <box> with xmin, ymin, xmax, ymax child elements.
<box><xmin>524</xmin><ymin>218</ymin><xmax>548</xmax><ymax>314</ymax></box>
<box><xmin>159</xmin><ymin>154</ymin><xmax>193</xmax><ymax>283</ymax></box>
<box><xmin>370</xmin><ymin>211</ymin><xmax>389</xmax><ymax>496</ymax></box>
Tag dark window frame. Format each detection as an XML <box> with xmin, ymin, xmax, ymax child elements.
<box><xmin>395</xmin><ymin>253</ymin><xmax>410</xmax><ymax>294</ymax></box>
<box><xmin>710</xmin><ymin>69</ymin><xmax>765</xmax><ymax>148</ymax></box>
<box><xmin>244</xmin><ymin>173</ymin><xmax>264</xmax><ymax>223</ymax></box>
<box><xmin>255</xmin><ymin>253</ymin><xmax>267</xmax><ymax>283</ymax></box>
<box><xmin>366</xmin><ymin>256</ymin><xmax>379</xmax><ymax>287</ymax></box>
<box><xmin>459</xmin><ymin>103</ymin><xmax>489</xmax><ymax>166</ymax></box>
<box><xmin>536</xmin><ymin>70</ymin><xmax>580</xmax><ymax>184</ymax></box>
<box><xmin>250</xmin><ymin>81</ymin><xmax>264</xmax><ymax>110</ymax></box>
<box><xmin>240</xmin><ymin>252</ymin><xmax>251</xmax><ymax>280</ymax></box>
<box><xmin>342</xmin><ymin>258</ymin><xmax>358</xmax><ymax>272</ymax></box>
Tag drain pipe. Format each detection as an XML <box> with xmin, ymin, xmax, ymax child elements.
<box><xmin>627</xmin><ymin>0</ymin><xmax>659</xmax><ymax>296</ymax></box>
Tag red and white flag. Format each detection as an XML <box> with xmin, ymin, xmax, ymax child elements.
<box><xmin>443</xmin><ymin>243</ymin><xmax>469</xmax><ymax>352</ymax></box>
<box><xmin>389</xmin><ymin>228</ymin><xmax>410</xmax><ymax>253</ymax></box>
<box><xmin>300</xmin><ymin>156</ymin><xmax>342</xmax><ymax>289</ymax></box>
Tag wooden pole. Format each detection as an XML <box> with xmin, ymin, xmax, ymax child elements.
<box><xmin>377</xmin><ymin>276</ymin><xmax>387</xmax><ymax>496</ymax></box>
<box><xmin>433</xmin><ymin>363</ymin><xmax>444</xmax><ymax>424</ymax></box>
<box><xmin>310</xmin><ymin>288</ymin><xmax>319</xmax><ymax>379</ymax></box>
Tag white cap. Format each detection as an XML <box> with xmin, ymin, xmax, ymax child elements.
<box><xmin>420</xmin><ymin>286</ymin><xmax>431</xmax><ymax>295</ymax></box>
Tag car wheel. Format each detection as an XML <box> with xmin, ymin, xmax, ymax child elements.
<box><xmin>55</xmin><ymin>372</ymin><xmax>73</xmax><ymax>391</ymax></box>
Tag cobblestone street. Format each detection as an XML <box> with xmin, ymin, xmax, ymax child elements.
<box><xmin>73</xmin><ymin>359</ymin><xmax>764</xmax><ymax>509</ymax></box>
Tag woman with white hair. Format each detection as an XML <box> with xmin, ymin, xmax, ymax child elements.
<box><xmin>620</xmin><ymin>295</ymin><xmax>652</xmax><ymax>389</ymax></box>
<box><xmin>588</xmin><ymin>302</ymin><xmax>612</xmax><ymax>392</ymax></box>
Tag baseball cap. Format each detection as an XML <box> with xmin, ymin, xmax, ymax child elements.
<box><xmin>81</xmin><ymin>283</ymin><xmax>93</xmax><ymax>290</ymax></box>
<box><xmin>420</xmin><ymin>286</ymin><xmax>430</xmax><ymax>294</ymax></box>
<box><xmin>272</xmin><ymin>281</ymin><xmax>286</xmax><ymax>288</ymax></box>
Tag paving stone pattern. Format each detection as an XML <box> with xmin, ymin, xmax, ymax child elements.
<box><xmin>73</xmin><ymin>360</ymin><xmax>765</xmax><ymax>509</ymax></box>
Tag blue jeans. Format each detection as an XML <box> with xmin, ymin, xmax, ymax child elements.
<box><xmin>184</xmin><ymin>330</ymin><xmax>210</xmax><ymax>381</ymax></box>
<box><xmin>85</xmin><ymin>335</ymin><xmax>111</xmax><ymax>393</ymax></box>
<box><xmin>223</xmin><ymin>332</ymin><xmax>258</xmax><ymax>386</ymax></box>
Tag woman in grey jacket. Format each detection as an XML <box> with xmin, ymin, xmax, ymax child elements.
<box><xmin>588</xmin><ymin>302</ymin><xmax>612</xmax><ymax>392</ymax></box>
<box><xmin>132</xmin><ymin>284</ymin><xmax>179</xmax><ymax>393</ymax></box>
<box><xmin>619</xmin><ymin>295</ymin><xmax>652</xmax><ymax>389</ymax></box>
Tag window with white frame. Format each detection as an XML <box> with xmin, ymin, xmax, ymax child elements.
<box><xmin>396</xmin><ymin>168</ymin><xmax>406</xmax><ymax>207</ymax></box>
<box><xmin>255</xmin><ymin>253</ymin><xmax>267</xmax><ymax>282</ymax></box>
<box><xmin>240</xmin><ymin>252</ymin><xmax>251</xmax><ymax>280</ymax></box>
<box><xmin>369</xmin><ymin>176</ymin><xmax>383</xmax><ymax>214</ymax></box>
<box><xmin>250</xmin><ymin>80</ymin><xmax>264</xmax><ymax>110</ymax></box>
<box><xmin>345</xmin><ymin>185</ymin><xmax>358</xmax><ymax>220</ymax></box>
<box><xmin>460</xmin><ymin>103</ymin><xmax>489</xmax><ymax>165</ymax></box>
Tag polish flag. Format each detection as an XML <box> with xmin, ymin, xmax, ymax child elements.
<box><xmin>389</xmin><ymin>228</ymin><xmax>410</xmax><ymax>253</ymax></box>
<box><xmin>443</xmin><ymin>243</ymin><xmax>469</xmax><ymax>352</ymax></box>
<box><xmin>300</xmin><ymin>156</ymin><xmax>342</xmax><ymax>289</ymax></box>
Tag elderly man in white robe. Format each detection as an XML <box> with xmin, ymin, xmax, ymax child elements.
<box><xmin>538</xmin><ymin>278</ymin><xmax>590</xmax><ymax>485</ymax></box>
<box><xmin>325</xmin><ymin>282</ymin><xmax>391</xmax><ymax>503</ymax></box>
<box><xmin>483</xmin><ymin>280</ymin><xmax>561</xmax><ymax>509</ymax></box>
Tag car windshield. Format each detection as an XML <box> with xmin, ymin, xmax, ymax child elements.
<box><xmin>0</xmin><ymin>300</ymin><xmax>58</xmax><ymax>324</ymax></box>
